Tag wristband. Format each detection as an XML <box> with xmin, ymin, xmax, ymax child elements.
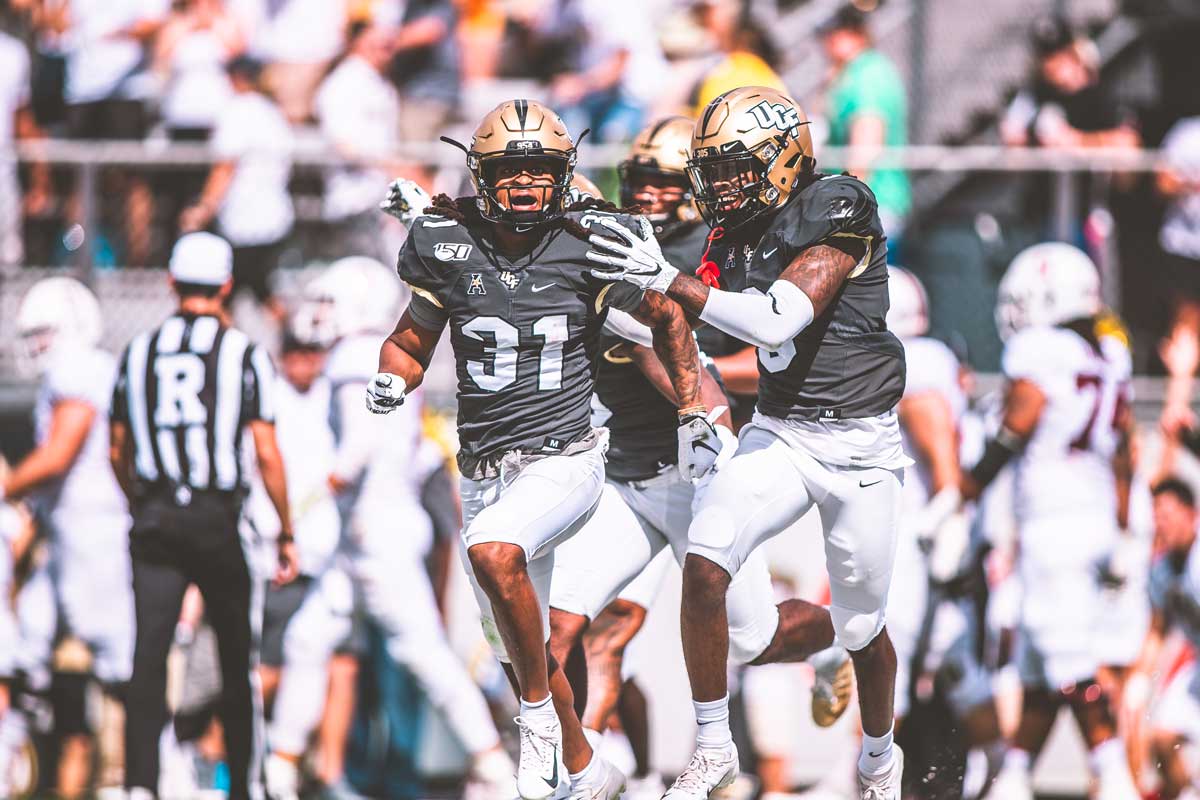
<box><xmin>677</xmin><ymin>404</ymin><xmax>707</xmax><ymax>419</ymax></box>
<box><xmin>278</xmin><ymin>531</ymin><xmax>295</xmax><ymax>544</ymax></box>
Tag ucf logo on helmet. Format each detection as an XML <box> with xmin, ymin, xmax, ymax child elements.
<box><xmin>748</xmin><ymin>100</ymin><xmax>800</xmax><ymax>132</ymax></box>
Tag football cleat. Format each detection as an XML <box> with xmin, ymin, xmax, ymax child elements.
<box><xmin>516</xmin><ymin>714</ymin><xmax>563</xmax><ymax>800</ymax></box>
<box><xmin>663</xmin><ymin>746</ymin><xmax>739</xmax><ymax>799</ymax></box>
<box><xmin>810</xmin><ymin>646</ymin><xmax>854</xmax><ymax>727</ymax></box>
<box><xmin>857</xmin><ymin>746</ymin><xmax>904</xmax><ymax>800</ymax></box>
<box><xmin>566</xmin><ymin>756</ymin><xmax>627</xmax><ymax>799</ymax></box>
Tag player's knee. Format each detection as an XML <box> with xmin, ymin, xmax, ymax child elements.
<box><xmin>687</xmin><ymin>505</ymin><xmax>741</xmax><ymax>573</ymax></box>
<box><xmin>831</xmin><ymin>604</ymin><xmax>885</xmax><ymax>652</ymax></box>
<box><xmin>682</xmin><ymin>553</ymin><xmax>732</xmax><ymax>608</ymax></box>
<box><xmin>468</xmin><ymin>541</ymin><xmax>527</xmax><ymax>593</ymax></box>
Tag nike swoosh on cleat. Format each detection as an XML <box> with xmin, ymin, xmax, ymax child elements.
<box><xmin>543</xmin><ymin>746</ymin><xmax>559</xmax><ymax>789</ymax></box>
<box><xmin>859</xmin><ymin>479</ymin><xmax>883</xmax><ymax>488</ymax></box>
<box><xmin>531</xmin><ymin>283</ymin><xmax>557</xmax><ymax>292</ymax></box>
<box><xmin>867</xmin><ymin>750</ymin><xmax>886</xmax><ymax>758</ymax></box>
<box><xmin>691</xmin><ymin>440</ymin><xmax>719</xmax><ymax>455</ymax></box>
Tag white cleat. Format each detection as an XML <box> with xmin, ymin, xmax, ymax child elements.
<box><xmin>984</xmin><ymin>759</ymin><xmax>1032</xmax><ymax>800</ymax></box>
<box><xmin>264</xmin><ymin>752</ymin><xmax>301</xmax><ymax>800</ymax></box>
<box><xmin>857</xmin><ymin>746</ymin><xmax>904</xmax><ymax>800</ymax></box>
<box><xmin>516</xmin><ymin>715</ymin><xmax>564</xmax><ymax>800</ymax></box>
<box><xmin>465</xmin><ymin>746</ymin><xmax>519</xmax><ymax>799</ymax></box>
<box><xmin>809</xmin><ymin>647</ymin><xmax>854</xmax><ymax>727</ymax></box>
<box><xmin>567</xmin><ymin>756</ymin><xmax>627</xmax><ymax>799</ymax></box>
<box><xmin>663</xmin><ymin>746</ymin><xmax>739</xmax><ymax>799</ymax></box>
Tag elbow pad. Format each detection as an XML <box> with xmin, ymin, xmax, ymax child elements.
<box><xmin>698</xmin><ymin>280</ymin><xmax>815</xmax><ymax>351</ymax></box>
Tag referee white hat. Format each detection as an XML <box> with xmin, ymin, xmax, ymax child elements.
<box><xmin>169</xmin><ymin>232</ymin><xmax>233</xmax><ymax>286</ymax></box>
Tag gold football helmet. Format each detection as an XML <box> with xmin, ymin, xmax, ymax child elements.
<box><xmin>444</xmin><ymin>99</ymin><xmax>580</xmax><ymax>226</ymax></box>
<box><xmin>619</xmin><ymin>116</ymin><xmax>700</xmax><ymax>233</ymax></box>
<box><xmin>687</xmin><ymin>86</ymin><xmax>815</xmax><ymax>230</ymax></box>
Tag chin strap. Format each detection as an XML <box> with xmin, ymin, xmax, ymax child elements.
<box><xmin>696</xmin><ymin>226</ymin><xmax>725</xmax><ymax>288</ymax></box>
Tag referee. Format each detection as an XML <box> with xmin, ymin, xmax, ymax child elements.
<box><xmin>109</xmin><ymin>232</ymin><xmax>299</xmax><ymax>800</ymax></box>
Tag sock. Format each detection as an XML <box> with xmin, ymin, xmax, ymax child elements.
<box><xmin>694</xmin><ymin>695</ymin><xmax>732</xmax><ymax>751</ymax></box>
<box><xmin>1089</xmin><ymin>738</ymin><xmax>1126</xmax><ymax>776</ymax></box>
<box><xmin>583</xmin><ymin>727</ymin><xmax>603</xmax><ymax>752</ymax></box>
<box><xmin>859</xmin><ymin>726</ymin><xmax>895</xmax><ymax>776</ymax></box>
<box><xmin>569</xmin><ymin>752</ymin><xmax>598</xmax><ymax>785</ymax></box>
<box><xmin>1002</xmin><ymin>748</ymin><xmax>1031</xmax><ymax>775</ymax></box>
<box><xmin>520</xmin><ymin>695</ymin><xmax>558</xmax><ymax>727</ymax></box>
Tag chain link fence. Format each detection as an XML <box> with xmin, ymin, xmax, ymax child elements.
<box><xmin>0</xmin><ymin>141</ymin><xmax>1182</xmax><ymax>409</ymax></box>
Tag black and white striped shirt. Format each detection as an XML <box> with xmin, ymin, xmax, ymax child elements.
<box><xmin>112</xmin><ymin>314</ymin><xmax>275</xmax><ymax>493</ymax></box>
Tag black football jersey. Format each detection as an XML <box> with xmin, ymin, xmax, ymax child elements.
<box><xmin>592</xmin><ymin>332</ymin><xmax>726</xmax><ymax>482</ymax></box>
<box><xmin>398</xmin><ymin>209</ymin><xmax>644</xmax><ymax>474</ymax></box>
<box><xmin>707</xmin><ymin>174</ymin><xmax>906</xmax><ymax>421</ymax></box>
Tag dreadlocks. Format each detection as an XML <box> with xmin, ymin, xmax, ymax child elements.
<box><xmin>423</xmin><ymin>195</ymin><xmax>638</xmax><ymax>243</ymax></box>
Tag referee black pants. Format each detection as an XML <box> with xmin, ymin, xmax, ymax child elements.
<box><xmin>125</xmin><ymin>492</ymin><xmax>261</xmax><ymax>800</ymax></box>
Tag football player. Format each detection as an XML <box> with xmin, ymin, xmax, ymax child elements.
<box><xmin>266</xmin><ymin>258</ymin><xmax>515</xmax><ymax>800</ymax></box>
<box><xmin>620</xmin><ymin>116</ymin><xmax>760</xmax><ymax>419</ymax></box>
<box><xmin>586</xmin><ymin>86</ymin><xmax>910</xmax><ymax>799</ymax></box>
<box><xmin>884</xmin><ymin>267</ymin><xmax>1003</xmax><ymax>797</ymax></box>
<box><xmin>367</xmin><ymin>100</ymin><xmax>709</xmax><ymax>800</ymax></box>
<box><xmin>1</xmin><ymin>278</ymin><xmax>134</xmax><ymax>795</ymax></box>
<box><xmin>1124</xmin><ymin>478</ymin><xmax>1200</xmax><ymax>800</ymax></box>
<box><xmin>547</xmin><ymin>120</ymin><xmax>853</xmax><ymax>774</ymax></box>
<box><xmin>941</xmin><ymin>244</ymin><xmax>1139</xmax><ymax>799</ymax></box>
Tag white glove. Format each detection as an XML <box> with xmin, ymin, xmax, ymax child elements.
<box><xmin>678</xmin><ymin>406</ymin><xmax>727</xmax><ymax>482</ymax></box>
<box><xmin>920</xmin><ymin>511</ymin><xmax>971</xmax><ymax>584</ymax></box>
<box><xmin>586</xmin><ymin>216</ymin><xmax>679</xmax><ymax>294</ymax></box>
<box><xmin>366</xmin><ymin>373</ymin><xmax>407</xmax><ymax>414</ymax></box>
<box><xmin>379</xmin><ymin>178</ymin><xmax>433</xmax><ymax>227</ymax></box>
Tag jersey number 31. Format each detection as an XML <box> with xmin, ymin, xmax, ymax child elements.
<box><xmin>461</xmin><ymin>315</ymin><xmax>569</xmax><ymax>392</ymax></box>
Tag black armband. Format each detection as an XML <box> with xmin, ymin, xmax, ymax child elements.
<box><xmin>967</xmin><ymin>425</ymin><xmax>1025</xmax><ymax>489</ymax></box>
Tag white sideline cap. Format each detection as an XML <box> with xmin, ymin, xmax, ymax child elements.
<box><xmin>169</xmin><ymin>232</ymin><xmax>233</xmax><ymax>286</ymax></box>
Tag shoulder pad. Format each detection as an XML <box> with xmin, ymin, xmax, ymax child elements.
<box><xmin>772</xmin><ymin>174</ymin><xmax>882</xmax><ymax>256</ymax></box>
<box><xmin>800</xmin><ymin>175</ymin><xmax>881</xmax><ymax>239</ymax></box>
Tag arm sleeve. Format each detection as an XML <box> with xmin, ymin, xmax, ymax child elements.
<box><xmin>697</xmin><ymin>279</ymin><xmax>815</xmax><ymax>351</ymax></box>
<box><xmin>601</xmin><ymin>307</ymin><xmax>653</xmax><ymax>347</ymax></box>
<box><xmin>407</xmin><ymin>291</ymin><xmax>449</xmax><ymax>332</ymax></box>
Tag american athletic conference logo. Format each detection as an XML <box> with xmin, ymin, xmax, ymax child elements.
<box><xmin>748</xmin><ymin>100</ymin><xmax>800</xmax><ymax>131</ymax></box>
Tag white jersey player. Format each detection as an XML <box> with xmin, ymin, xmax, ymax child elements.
<box><xmin>948</xmin><ymin>244</ymin><xmax>1138</xmax><ymax>800</ymax></box>
<box><xmin>885</xmin><ymin>267</ymin><xmax>1002</xmax><ymax>793</ymax></box>
<box><xmin>265</xmin><ymin>258</ymin><xmax>514</xmax><ymax>800</ymax></box>
<box><xmin>250</xmin><ymin>323</ymin><xmax>341</xmax><ymax>706</ymax></box>
<box><xmin>0</xmin><ymin>277</ymin><xmax>133</xmax><ymax>792</ymax></box>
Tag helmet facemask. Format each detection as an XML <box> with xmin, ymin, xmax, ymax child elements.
<box><xmin>618</xmin><ymin>162</ymin><xmax>696</xmax><ymax>235</ymax></box>
<box><xmin>462</xmin><ymin>142</ymin><xmax>578</xmax><ymax>228</ymax></box>
<box><xmin>686</xmin><ymin>138</ymin><xmax>784</xmax><ymax>231</ymax></box>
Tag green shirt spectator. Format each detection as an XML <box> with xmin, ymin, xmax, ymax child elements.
<box><xmin>821</xmin><ymin>6</ymin><xmax>911</xmax><ymax>234</ymax></box>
